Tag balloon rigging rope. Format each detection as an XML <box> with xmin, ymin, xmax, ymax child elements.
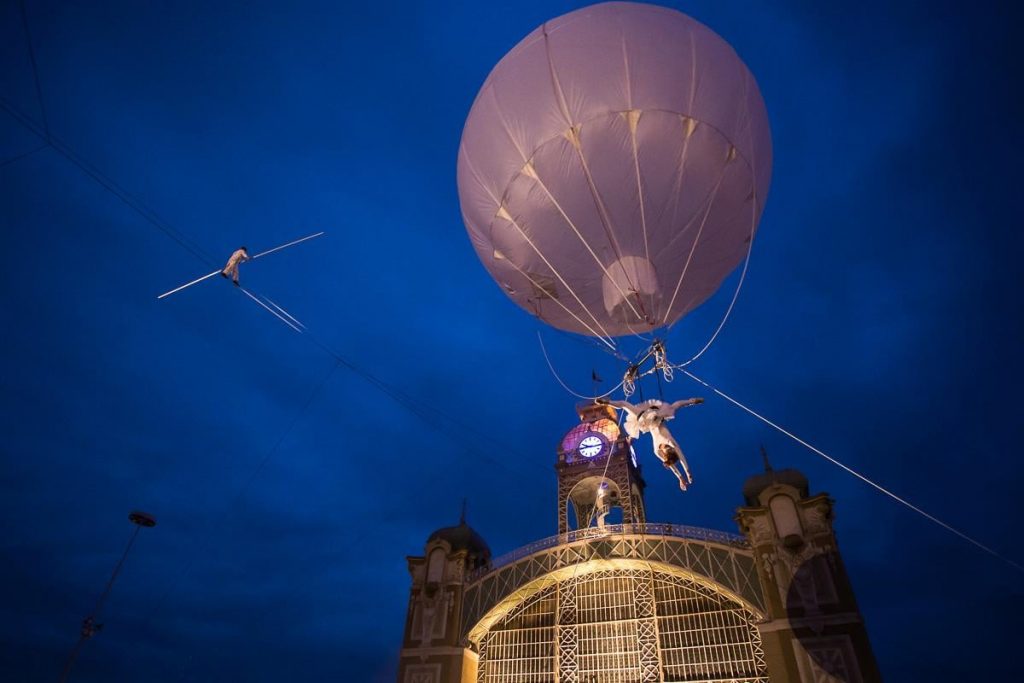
<box><xmin>682</xmin><ymin>368</ymin><xmax>1024</xmax><ymax>574</ymax></box>
<box><xmin>20</xmin><ymin>2</ymin><xmax>1015</xmax><ymax>620</ymax></box>
<box><xmin>661</xmin><ymin>167</ymin><xmax>730</xmax><ymax>325</ymax></box>
<box><xmin>460</xmin><ymin>148</ymin><xmax>618</xmax><ymax>347</ymax></box>
<box><xmin>508</xmin><ymin>255</ymin><xmax>618</xmax><ymax>349</ymax></box>
<box><xmin>538</xmin><ymin>331</ymin><xmax>625</xmax><ymax>400</ymax></box>
<box><xmin>538</xmin><ymin>24</ymin><xmax>646</xmax><ymax>325</ymax></box>
<box><xmin>526</xmin><ymin>167</ymin><xmax>647</xmax><ymax>327</ymax></box>
<box><xmin>669</xmin><ymin>200</ymin><xmax>757</xmax><ymax>370</ymax></box>
<box><xmin>548</xmin><ymin>161</ymin><xmax>759</xmax><ymax>387</ymax></box>
<box><xmin>663</xmin><ymin>101</ymin><xmax>762</xmax><ymax>368</ymax></box>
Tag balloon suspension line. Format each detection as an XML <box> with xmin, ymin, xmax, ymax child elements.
<box><xmin>681</xmin><ymin>368</ymin><xmax>1024</xmax><ymax>574</ymax></box>
<box><xmin>623</xmin><ymin>339</ymin><xmax>673</xmax><ymax>398</ymax></box>
<box><xmin>538</xmin><ymin>331</ymin><xmax>624</xmax><ymax>400</ymax></box>
<box><xmin>538</xmin><ymin>330</ymin><xmax>677</xmax><ymax>401</ymax></box>
<box><xmin>534</xmin><ymin>170</ymin><xmax>758</xmax><ymax>402</ymax></box>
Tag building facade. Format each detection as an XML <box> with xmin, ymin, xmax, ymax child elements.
<box><xmin>397</xmin><ymin>403</ymin><xmax>880</xmax><ymax>682</ymax></box>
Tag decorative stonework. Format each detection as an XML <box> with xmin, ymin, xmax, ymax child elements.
<box><xmin>737</xmin><ymin>472</ymin><xmax>881</xmax><ymax>682</ymax></box>
<box><xmin>742</xmin><ymin>512</ymin><xmax>776</xmax><ymax>547</ymax></box>
<box><xmin>400</xmin><ymin>428</ymin><xmax>880</xmax><ymax>683</ymax></box>
<box><xmin>794</xmin><ymin>635</ymin><xmax>864</xmax><ymax>683</ymax></box>
<box><xmin>415</xmin><ymin>590</ymin><xmax>452</xmax><ymax>645</ymax></box>
<box><xmin>446</xmin><ymin>558</ymin><xmax>464</xmax><ymax>584</ymax></box>
<box><xmin>802</xmin><ymin>499</ymin><xmax>831</xmax><ymax>536</ymax></box>
<box><xmin>403</xmin><ymin>663</ymin><xmax>441</xmax><ymax>683</ymax></box>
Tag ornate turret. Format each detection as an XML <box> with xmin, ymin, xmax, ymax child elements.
<box><xmin>555</xmin><ymin>401</ymin><xmax>646</xmax><ymax>534</ymax></box>
<box><xmin>736</xmin><ymin>450</ymin><xmax>882</xmax><ymax>682</ymax></box>
<box><xmin>396</xmin><ymin>510</ymin><xmax>490</xmax><ymax>683</ymax></box>
<box><xmin>742</xmin><ymin>447</ymin><xmax>809</xmax><ymax>508</ymax></box>
<box><xmin>426</xmin><ymin>517</ymin><xmax>490</xmax><ymax>572</ymax></box>
<box><xmin>396</xmin><ymin>437</ymin><xmax>882</xmax><ymax>683</ymax></box>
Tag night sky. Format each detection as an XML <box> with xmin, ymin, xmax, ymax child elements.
<box><xmin>1</xmin><ymin>1</ymin><xmax>1021</xmax><ymax>681</ymax></box>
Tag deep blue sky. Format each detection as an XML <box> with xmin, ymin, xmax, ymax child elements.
<box><xmin>1</xmin><ymin>1</ymin><xmax>1021</xmax><ymax>680</ymax></box>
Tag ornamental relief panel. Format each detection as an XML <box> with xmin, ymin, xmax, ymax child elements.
<box><xmin>800</xmin><ymin>499</ymin><xmax>832</xmax><ymax>536</ymax></box>
<box><xmin>403</xmin><ymin>663</ymin><xmax>441</xmax><ymax>683</ymax></box>
<box><xmin>742</xmin><ymin>513</ymin><xmax>776</xmax><ymax>547</ymax></box>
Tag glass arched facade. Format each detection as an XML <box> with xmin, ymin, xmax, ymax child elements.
<box><xmin>477</xmin><ymin>567</ymin><xmax>768</xmax><ymax>683</ymax></box>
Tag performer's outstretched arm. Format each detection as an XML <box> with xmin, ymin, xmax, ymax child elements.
<box><xmin>669</xmin><ymin>397</ymin><xmax>704</xmax><ymax>412</ymax></box>
<box><xmin>600</xmin><ymin>398</ymin><xmax>640</xmax><ymax>417</ymax></box>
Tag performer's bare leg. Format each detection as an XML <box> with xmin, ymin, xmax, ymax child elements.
<box><xmin>656</xmin><ymin>444</ymin><xmax>688</xmax><ymax>491</ymax></box>
<box><xmin>677</xmin><ymin>452</ymin><xmax>693</xmax><ymax>484</ymax></box>
<box><xmin>669</xmin><ymin>465</ymin><xmax>688</xmax><ymax>491</ymax></box>
<box><xmin>656</xmin><ymin>428</ymin><xmax>692</xmax><ymax>485</ymax></box>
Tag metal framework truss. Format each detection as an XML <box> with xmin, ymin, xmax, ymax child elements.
<box><xmin>463</xmin><ymin>526</ymin><xmax>764</xmax><ymax>645</ymax></box>
<box><xmin>475</xmin><ymin>566</ymin><xmax>769</xmax><ymax>683</ymax></box>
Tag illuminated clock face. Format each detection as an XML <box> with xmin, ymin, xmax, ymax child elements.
<box><xmin>577</xmin><ymin>434</ymin><xmax>606</xmax><ymax>458</ymax></box>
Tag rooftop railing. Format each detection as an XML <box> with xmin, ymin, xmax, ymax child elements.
<box><xmin>468</xmin><ymin>522</ymin><xmax>749</xmax><ymax>584</ymax></box>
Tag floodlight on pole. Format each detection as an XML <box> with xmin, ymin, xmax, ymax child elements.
<box><xmin>58</xmin><ymin>511</ymin><xmax>157</xmax><ymax>683</ymax></box>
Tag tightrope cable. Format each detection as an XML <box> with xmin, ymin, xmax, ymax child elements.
<box><xmin>682</xmin><ymin>368</ymin><xmax>1024</xmax><ymax>573</ymax></box>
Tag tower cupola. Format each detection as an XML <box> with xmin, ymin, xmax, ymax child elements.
<box><xmin>555</xmin><ymin>401</ymin><xmax>646</xmax><ymax>534</ymax></box>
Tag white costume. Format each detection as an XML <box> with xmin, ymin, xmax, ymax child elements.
<box><xmin>595</xmin><ymin>486</ymin><xmax>610</xmax><ymax>529</ymax></box>
<box><xmin>221</xmin><ymin>247</ymin><xmax>249</xmax><ymax>285</ymax></box>
<box><xmin>602</xmin><ymin>397</ymin><xmax>703</xmax><ymax>491</ymax></box>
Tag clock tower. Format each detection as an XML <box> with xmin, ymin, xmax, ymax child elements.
<box><xmin>556</xmin><ymin>401</ymin><xmax>646</xmax><ymax>534</ymax></box>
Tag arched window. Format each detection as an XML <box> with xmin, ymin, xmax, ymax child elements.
<box><xmin>769</xmin><ymin>494</ymin><xmax>804</xmax><ymax>542</ymax></box>
<box><xmin>476</xmin><ymin>568</ymin><xmax>768</xmax><ymax>682</ymax></box>
<box><xmin>426</xmin><ymin>548</ymin><xmax>446</xmax><ymax>584</ymax></box>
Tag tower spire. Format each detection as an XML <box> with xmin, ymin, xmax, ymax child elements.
<box><xmin>760</xmin><ymin>444</ymin><xmax>773</xmax><ymax>473</ymax></box>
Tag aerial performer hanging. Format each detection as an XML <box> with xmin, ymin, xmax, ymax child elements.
<box><xmin>456</xmin><ymin>2</ymin><xmax>771</xmax><ymax>491</ymax></box>
<box><xmin>451</xmin><ymin>3</ymin><xmax>1024</xmax><ymax>573</ymax></box>
<box><xmin>598</xmin><ymin>397</ymin><xmax>704</xmax><ymax>491</ymax></box>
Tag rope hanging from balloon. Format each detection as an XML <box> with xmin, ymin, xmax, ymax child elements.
<box><xmin>533</xmin><ymin>134</ymin><xmax>761</xmax><ymax>401</ymax></box>
<box><xmin>538</xmin><ymin>331</ymin><xmax>625</xmax><ymax>400</ymax></box>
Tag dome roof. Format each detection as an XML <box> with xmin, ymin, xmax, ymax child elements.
<box><xmin>742</xmin><ymin>467</ymin><xmax>809</xmax><ymax>506</ymax></box>
<box><xmin>560</xmin><ymin>418</ymin><xmax>622</xmax><ymax>454</ymax></box>
<box><xmin>428</xmin><ymin>520</ymin><xmax>491</xmax><ymax>559</ymax></box>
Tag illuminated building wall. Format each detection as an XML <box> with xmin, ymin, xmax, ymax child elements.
<box><xmin>396</xmin><ymin>404</ymin><xmax>881</xmax><ymax>682</ymax></box>
<box><xmin>480</xmin><ymin>567</ymin><xmax>767</xmax><ymax>683</ymax></box>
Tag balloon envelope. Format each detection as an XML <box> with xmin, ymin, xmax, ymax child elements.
<box><xmin>458</xmin><ymin>2</ymin><xmax>772</xmax><ymax>339</ymax></box>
